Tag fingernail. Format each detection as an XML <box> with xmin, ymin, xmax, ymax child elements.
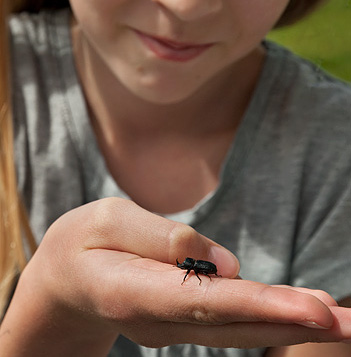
<box><xmin>296</xmin><ymin>321</ymin><xmax>331</xmax><ymax>330</ymax></box>
<box><xmin>208</xmin><ymin>246</ymin><xmax>239</xmax><ymax>277</ymax></box>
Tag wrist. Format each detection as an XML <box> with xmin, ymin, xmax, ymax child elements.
<box><xmin>0</xmin><ymin>263</ymin><xmax>118</xmax><ymax>356</ymax></box>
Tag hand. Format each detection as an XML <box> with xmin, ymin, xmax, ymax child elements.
<box><xmin>1</xmin><ymin>198</ymin><xmax>351</xmax><ymax>356</ymax></box>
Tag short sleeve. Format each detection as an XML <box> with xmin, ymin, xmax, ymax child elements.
<box><xmin>289</xmin><ymin>91</ymin><xmax>351</xmax><ymax>301</ymax></box>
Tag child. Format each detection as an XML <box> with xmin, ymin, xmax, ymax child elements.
<box><xmin>1</xmin><ymin>0</ymin><xmax>351</xmax><ymax>356</ymax></box>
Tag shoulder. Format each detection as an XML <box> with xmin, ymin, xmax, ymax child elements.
<box><xmin>263</xmin><ymin>41</ymin><xmax>351</xmax><ymax>141</ymax></box>
<box><xmin>254</xmin><ymin>42</ymin><xmax>351</xmax><ymax>200</ymax></box>
<box><xmin>9</xmin><ymin>11</ymin><xmax>50</xmax><ymax>43</ymax></box>
<box><xmin>9</xmin><ymin>8</ymin><xmax>73</xmax><ymax>107</ymax></box>
<box><xmin>265</xmin><ymin>41</ymin><xmax>351</xmax><ymax>110</ymax></box>
<box><xmin>10</xmin><ymin>9</ymin><xmax>78</xmax><ymax>181</ymax></box>
<box><xmin>9</xmin><ymin>9</ymin><xmax>73</xmax><ymax>129</ymax></box>
<box><xmin>9</xmin><ymin>8</ymin><xmax>71</xmax><ymax>57</ymax></box>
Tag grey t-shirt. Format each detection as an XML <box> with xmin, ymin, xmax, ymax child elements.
<box><xmin>10</xmin><ymin>9</ymin><xmax>351</xmax><ymax>357</ymax></box>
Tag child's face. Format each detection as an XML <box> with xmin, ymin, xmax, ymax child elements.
<box><xmin>70</xmin><ymin>0</ymin><xmax>290</xmax><ymax>104</ymax></box>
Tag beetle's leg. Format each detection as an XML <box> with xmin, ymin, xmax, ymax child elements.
<box><xmin>194</xmin><ymin>272</ymin><xmax>203</xmax><ymax>285</ymax></box>
<box><xmin>202</xmin><ymin>272</ymin><xmax>212</xmax><ymax>282</ymax></box>
<box><xmin>215</xmin><ymin>273</ymin><xmax>222</xmax><ymax>278</ymax></box>
<box><xmin>181</xmin><ymin>269</ymin><xmax>191</xmax><ymax>285</ymax></box>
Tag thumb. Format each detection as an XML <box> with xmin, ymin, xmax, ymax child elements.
<box><xmin>53</xmin><ymin>197</ymin><xmax>239</xmax><ymax>278</ymax></box>
<box><xmin>170</xmin><ymin>228</ymin><xmax>240</xmax><ymax>279</ymax></box>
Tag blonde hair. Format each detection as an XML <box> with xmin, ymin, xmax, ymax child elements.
<box><xmin>0</xmin><ymin>0</ymin><xmax>327</xmax><ymax>318</ymax></box>
<box><xmin>0</xmin><ymin>0</ymin><xmax>36</xmax><ymax>319</ymax></box>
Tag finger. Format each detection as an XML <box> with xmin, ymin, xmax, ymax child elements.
<box><xmin>80</xmin><ymin>253</ymin><xmax>334</xmax><ymax>329</ymax></box>
<box><xmin>50</xmin><ymin>198</ymin><xmax>239</xmax><ymax>277</ymax></box>
<box><xmin>273</xmin><ymin>285</ymin><xmax>338</xmax><ymax>307</ymax></box>
<box><xmin>126</xmin><ymin>308</ymin><xmax>351</xmax><ymax>349</ymax></box>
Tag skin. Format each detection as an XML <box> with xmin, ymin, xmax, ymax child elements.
<box><xmin>1</xmin><ymin>198</ymin><xmax>351</xmax><ymax>356</ymax></box>
<box><xmin>70</xmin><ymin>0</ymin><xmax>291</xmax><ymax>104</ymax></box>
<box><xmin>69</xmin><ymin>0</ymin><xmax>289</xmax><ymax>213</ymax></box>
<box><xmin>266</xmin><ymin>298</ymin><xmax>351</xmax><ymax>357</ymax></box>
<box><xmin>1</xmin><ymin>0</ymin><xmax>351</xmax><ymax>355</ymax></box>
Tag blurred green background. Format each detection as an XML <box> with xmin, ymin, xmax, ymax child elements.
<box><xmin>268</xmin><ymin>0</ymin><xmax>351</xmax><ymax>82</ymax></box>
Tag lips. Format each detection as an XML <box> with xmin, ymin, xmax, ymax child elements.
<box><xmin>135</xmin><ymin>30</ymin><xmax>213</xmax><ymax>62</ymax></box>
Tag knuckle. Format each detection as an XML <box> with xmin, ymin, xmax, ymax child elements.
<box><xmin>169</xmin><ymin>222</ymin><xmax>198</xmax><ymax>244</ymax></box>
<box><xmin>168</xmin><ymin>223</ymin><xmax>207</xmax><ymax>260</ymax></box>
<box><xmin>90</xmin><ymin>197</ymin><xmax>127</xmax><ymax>223</ymax></box>
<box><xmin>84</xmin><ymin>197</ymin><xmax>135</xmax><ymax>237</ymax></box>
<box><xmin>47</xmin><ymin>197</ymin><xmax>137</xmax><ymax>251</ymax></box>
<box><xmin>79</xmin><ymin>201</ymin><xmax>116</xmax><ymax>240</ymax></box>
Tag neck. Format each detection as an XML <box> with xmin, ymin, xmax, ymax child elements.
<box><xmin>71</xmin><ymin>23</ymin><xmax>265</xmax><ymax>213</ymax></box>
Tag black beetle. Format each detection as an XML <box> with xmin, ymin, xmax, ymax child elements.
<box><xmin>176</xmin><ymin>257</ymin><xmax>222</xmax><ymax>285</ymax></box>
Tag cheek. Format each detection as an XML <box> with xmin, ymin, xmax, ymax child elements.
<box><xmin>69</xmin><ymin>0</ymin><xmax>127</xmax><ymax>14</ymax></box>
<box><xmin>251</xmin><ymin>0</ymin><xmax>290</xmax><ymax>30</ymax></box>
<box><xmin>70</xmin><ymin>0</ymin><xmax>123</xmax><ymax>55</ymax></box>
<box><xmin>227</xmin><ymin>0</ymin><xmax>290</xmax><ymax>37</ymax></box>
<box><xmin>69</xmin><ymin>0</ymin><xmax>126</xmax><ymax>34</ymax></box>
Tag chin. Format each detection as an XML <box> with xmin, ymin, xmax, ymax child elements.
<box><xmin>135</xmin><ymin>89</ymin><xmax>195</xmax><ymax>105</ymax></box>
<box><xmin>122</xmin><ymin>76</ymin><xmax>200</xmax><ymax>105</ymax></box>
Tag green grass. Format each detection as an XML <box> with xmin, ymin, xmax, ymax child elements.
<box><xmin>268</xmin><ymin>0</ymin><xmax>351</xmax><ymax>82</ymax></box>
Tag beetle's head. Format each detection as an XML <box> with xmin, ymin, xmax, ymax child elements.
<box><xmin>176</xmin><ymin>257</ymin><xmax>195</xmax><ymax>268</ymax></box>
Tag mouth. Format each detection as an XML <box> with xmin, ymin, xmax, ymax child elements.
<box><xmin>134</xmin><ymin>30</ymin><xmax>213</xmax><ymax>62</ymax></box>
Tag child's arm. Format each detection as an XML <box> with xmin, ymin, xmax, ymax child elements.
<box><xmin>1</xmin><ymin>198</ymin><xmax>351</xmax><ymax>355</ymax></box>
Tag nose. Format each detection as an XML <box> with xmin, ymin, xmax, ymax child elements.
<box><xmin>152</xmin><ymin>0</ymin><xmax>223</xmax><ymax>21</ymax></box>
